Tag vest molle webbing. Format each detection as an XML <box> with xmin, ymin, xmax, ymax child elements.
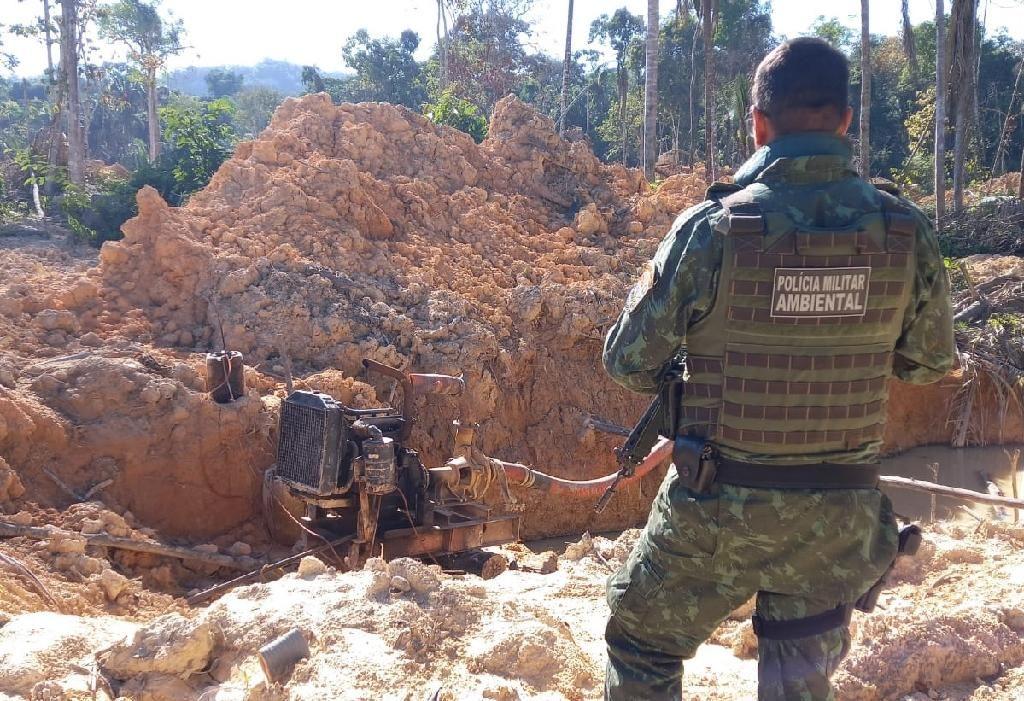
<box><xmin>679</xmin><ymin>188</ymin><xmax>917</xmax><ymax>458</ymax></box>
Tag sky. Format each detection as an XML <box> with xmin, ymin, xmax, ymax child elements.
<box><xmin>3</xmin><ymin>0</ymin><xmax>1023</xmax><ymax>77</ymax></box>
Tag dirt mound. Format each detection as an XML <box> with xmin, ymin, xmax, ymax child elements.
<box><xmin>92</xmin><ymin>95</ymin><xmax>697</xmax><ymax>536</ymax></box>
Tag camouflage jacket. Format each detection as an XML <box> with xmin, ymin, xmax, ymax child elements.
<box><xmin>603</xmin><ymin>131</ymin><xmax>955</xmax><ymax>402</ymax></box>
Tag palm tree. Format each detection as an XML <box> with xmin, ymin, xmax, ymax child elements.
<box><xmin>643</xmin><ymin>0</ymin><xmax>659</xmax><ymax>178</ymax></box>
<box><xmin>859</xmin><ymin>0</ymin><xmax>871</xmax><ymax>178</ymax></box>
<box><xmin>558</xmin><ymin>0</ymin><xmax>573</xmax><ymax>134</ymax></box>
<box><xmin>935</xmin><ymin>0</ymin><xmax>948</xmax><ymax>224</ymax></box>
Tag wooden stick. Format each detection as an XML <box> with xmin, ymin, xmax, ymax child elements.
<box><xmin>0</xmin><ymin>551</ymin><xmax>62</xmax><ymax>611</ymax></box>
<box><xmin>187</xmin><ymin>534</ymin><xmax>355</xmax><ymax>605</ymax></box>
<box><xmin>881</xmin><ymin>475</ymin><xmax>1024</xmax><ymax>510</ymax></box>
<box><xmin>1007</xmin><ymin>448</ymin><xmax>1022</xmax><ymax>524</ymax></box>
<box><xmin>0</xmin><ymin>522</ymin><xmax>254</xmax><ymax>571</ymax></box>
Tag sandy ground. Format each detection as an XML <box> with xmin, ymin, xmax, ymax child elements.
<box><xmin>3</xmin><ymin>522</ymin><xmax>1024</xmax><ymax>700</ymax></box>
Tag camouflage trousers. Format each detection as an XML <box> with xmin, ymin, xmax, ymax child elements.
<box><xmin>605</xmin><ymin>464</ymin><xmax>899</xmax><ymax>700</ymax></box>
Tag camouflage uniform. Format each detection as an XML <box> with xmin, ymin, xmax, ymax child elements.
<box><xmin>602</xmin><ymin>133</ymin><xmax>955</xmax><ymax>700</ymax></box>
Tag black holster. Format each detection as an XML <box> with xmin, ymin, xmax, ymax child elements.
<box><xmin>673</xmin><ymin>435</ymin><xmax>718</xmax><ymax>494</ymax></box>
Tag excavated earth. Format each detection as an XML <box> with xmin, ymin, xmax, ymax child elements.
<box><xmin>1</xmin><ymin>96</ymin><xmax>1024</xmax><ymax>699</ymax></box>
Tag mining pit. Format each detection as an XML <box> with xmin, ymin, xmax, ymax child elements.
<box><xmin>1</xmin><ymin>96</ymin><xmax>1024</xmax><ymax>700</ymax></box>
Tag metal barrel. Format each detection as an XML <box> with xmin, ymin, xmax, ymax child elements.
<box><xmin>206</xmin><ymin>351</ymin><xmax>245</xmax><ymax>403</ymax></box>
<box><xmin>258</xmin><ymin>628</ymin><xmax>310</xmax><ymax>683</ymax></box>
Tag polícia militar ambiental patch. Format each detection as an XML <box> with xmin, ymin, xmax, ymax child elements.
<box><xmin>770</xmin><ymin>267</ymin><xmax>871</xmax><ymax>318</ymax></box>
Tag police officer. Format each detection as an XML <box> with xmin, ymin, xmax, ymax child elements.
<box><xmin>602</xmin><ymin>38</ymin><xmax>955</xmax><ymax>700</ymax></box>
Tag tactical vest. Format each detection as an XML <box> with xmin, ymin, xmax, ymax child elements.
<box><xmin>678</xmin><ymin>184</ymin><xmax>918</xmax><ymax>460</ymax></box>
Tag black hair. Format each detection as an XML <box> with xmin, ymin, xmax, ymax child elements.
<box><xmin>752</xmin><ymin>37</ymin><xmax>850</xmax><ymax>134</ymax></box>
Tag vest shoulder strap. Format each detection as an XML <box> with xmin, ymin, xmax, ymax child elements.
<box><xmin>871</xmin><ymin>178</ymin><xmax>901</xmax><ymax>196</ymax></box>
<box><xmin>705</xmin><ymin>181</ymin><xmax>743</xmax><ymax>201</ymax></box>
<box><xmin>876</xmin><ymin>189</ymin><xmax>919</xmax><ymax>244</ymax></box>
<box><xmin>717</xmin><ymin>189</ymin><xmax>766</xmax><ymax>236</ymax></box>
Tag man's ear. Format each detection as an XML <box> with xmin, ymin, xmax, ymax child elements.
<box><xmin>753</xmin><ymin>109</ymin><xmax>774</xmax><ymax>148</ymax></box>
<box><xmin>837</xmin><ymin>106</ymin><xmax>854</xmax><ymax>135</ymax></box>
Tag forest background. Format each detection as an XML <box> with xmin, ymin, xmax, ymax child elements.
<box><xmin>0</xmin><ymin>0</ymin><xmax>1022</xmax><ymax>249</ymax></box>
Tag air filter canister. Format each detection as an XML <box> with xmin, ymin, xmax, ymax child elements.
<box><xmin>363</xmin><ymin>436</ymin><xmax>397</xmax><ymax>494</ymax></box>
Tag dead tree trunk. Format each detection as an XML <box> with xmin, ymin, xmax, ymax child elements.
<box><xmin>859</xmin><ymin>0</ymin><xmax>871</xmax><ymax>178</ymax></box>
<box><xmin>1018</xmin><ymin>136</ymin><xmax>1024</xmax><ymax>199</ymax></box>
<box><xmin>146</xmin><ymin>64</ymin><xmax>160</xmax><ymax>161</ymax></box>
<box><xmin>950</xmin><ymin>0</ymin><xmax>979</xmax><ymax>214</ymax></box>
<box><xmin>687</xmin><ymin>20</ymin><xmax>699</xmax><ymax>167</ymax></box>
<box><xmin>558</xmin><ymin>0</ymin><xmax>574</xmax><ymax>135</ymax></box>
<box><xmin>935</xmin><ymin>0</ymin><xmax>948</xmax><ymax>224</ymax></box>
<box><xmin>643</xmin><ymin>0</ymin><xmax>659</xmax><ymax>179</ymax></box>
<box><xmin>901</xmin><ymin>0</ymin><xmax>918</xmax><ymax>76</ymax></box>
<box><xmin>43</xmin><ymin>0</ymin><xmax>55</xmax><ymax>78</ymax></box>
<box><xmin>60</xmin><ymin>0</ymin><xmax>84</xmax><ymax>185</ymax></box>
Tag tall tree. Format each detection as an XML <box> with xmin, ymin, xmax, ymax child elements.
<box><xmin>43</xmin><ymin>0</ymin><xmax>56</xmax><ymax>78</ymax></box>
<box><xmin>701</xmin><ymin>0</ymin><xmax>716</xmax><ymax>180</ymax></box>
<box><xmin>901</xmin><ymin>0</ymin><xmax>918</xmax><ymax>76</ymax></box>
<box><xmin>935</xmin><ymin>0</ymin><xmax>948</xmax><ymax>224</ymax></box>
<box><xmin>99</xmin><ymin>0</ymin><xmax>185</xmax><ymax>161</ymax></box>
<box><xmin>205</xmin><ymin>67</ymin><xmax>244</xmax><ymax>98</ymax></box>
<box><xmin>643</xmin><ymin>0</ymin><xmax>659</xmax><ymax>178</ymax></box>
<box><xmin>590</xmin><ymin>9</ymin><xmax>644</xmax><ymax>164</ymax></box>
<box><xmin>948</xmin><ymin>0</ymin><xmax>979</xmax><ymax>213</ymax></box>
<box><xmin>60</xmin><ymin>0</ymin><xmax>84</xmax><ymax>184</ymax></box>
<box><xmin>859</xmin><ymin>0</ymin><xmax>871</xmax><ymax>178</ymax></box>
<box><xmin>341</xmin><ymin>29</ymin><xmax>426</xmax><ymax>109</ymax></box>
<box><xmin>991</xmin><ymin>55</ymin><xmax>1023</xmax><ymax>176</ymax></box>
<box><xmin>558</xmin><ymin>0</ymin><xmax>573</xmax><ymax>134</ymax></box>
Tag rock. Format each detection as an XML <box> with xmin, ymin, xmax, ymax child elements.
<box><xmin>482</xmin><ymin>684</ymin><xmax>521</xmax><ymax>701</ymax></box>
<box><xmin>227</xmin><ymin>541</ymin><xmax>252</xmax><ymax>557</ymax></box>
<box><xmin>297</xmin><ymin>555</ymin><xmax>328</xmax><ymax>579</ymax></box>
<box><xmin>389</xmin><ymin>575</ymin><xmax>412</xmax><ymax>594</ymax></box>
<box><xmin>0</xmin><ymin>466</ymin><xmax>25</xmax><ymax>502</ymax></box>
<box><xmin>8</xmin><ymin>510</ymin><xmax>32</xmax><ymax>526</ymax></box>
<box><xmin>35</xmin><ymin>309</ymin><xmax>78</xmax><ymax>333</ymax></box>
<box><xmin>574</xmin><ymin>204</ymin><xmax>607</xmax><ymax>236</ymax></box>
<box><xmin>387</xmin><ymin>558</ymin><xmax>442</xmax><ymax>594</ymax></box>
<box><xmin>98</xmin><ymin>568</ymin><xmax>129</xmax><ymax>601</ymax></box>
<box><xmin>48</xmin><ymin>531</ymin><xmax>87</xmax><ymax>554</ymax></box>
<box><xmin>101</xmin><ymin>614</ymin><xmax>216</xmax><ymax>679</ymax></box>
<box><xmin>365</xmin><ymin>557</ymin><xmax>391</xmax><ymax>597</ymax></box>
<box><xmin>79</xmin><ymin>332</ymin><xmax>103</xmax><ymax>347</ymax></box>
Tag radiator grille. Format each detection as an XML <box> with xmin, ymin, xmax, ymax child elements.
<box><xmin>276</xmin><ymin>392</ymin><xmax>344</xmax><ymax>494</ymax></box>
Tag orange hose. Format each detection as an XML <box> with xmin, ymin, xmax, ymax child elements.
<box><xmin>495</xmin><ymin>437</ymin><xmax>673</xmax><ymax>496</ymax></box>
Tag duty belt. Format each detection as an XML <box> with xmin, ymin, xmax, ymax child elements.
<box><xmin>672</xmin><ymin>436</ymin><xmax>881</xmax><ymax>493</ymax></box>
<box><xmin>715</xmin><ymin>457</ymin><xmax>881</xmax><ymax>490</ymax></box>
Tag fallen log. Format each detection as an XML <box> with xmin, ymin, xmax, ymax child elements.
<box><xmin>0</xmin><ymin>522</ymin><xmax>255</xmax><ymax>571</ymax></box>
<box><xmin>880</xmin><ymin>475</ymin><xmax>1024</xmax><ymax>510</ymax></box>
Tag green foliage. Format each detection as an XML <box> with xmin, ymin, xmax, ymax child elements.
<box><xmin>98</xmin><ymin>0</ymin><xmax>185</xmax><ymax>67</ymax></box>
<box><xmin>341</xmin><ymin>29</ymin><xmax>426</xmax><ymax>109</ymax></box>
<box><xmin>232</xmin><ymin>86</ymin><xmax>284</xmax><ymax>138</ymax></box>
<box><xmin>423</xmin><ymin>87</ymin><xmax>488</xmax><ymax>142</ymax></box>
<box><xmin>60</xmin><ymin>99</ymin><xmax>239</xmax><ymax>246</ymax></box>
<box><xmin>811</xmin><ymin>16</ymin><xmax>855</xmax><ymax>51</ymax></box>
<box><xmin>8</xmin><ymin>147</ymin><xmax>51</xmax><ymax>188</ymax></box>
<box><xmin>205</xmin><ymin>68</ymin><xmax>244</xmax><ymax>98</ymax></box>
<box><xmin>159</xmin><ymin>97</ymin><xmax>237</xmax><ymax>196</ymax></box>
